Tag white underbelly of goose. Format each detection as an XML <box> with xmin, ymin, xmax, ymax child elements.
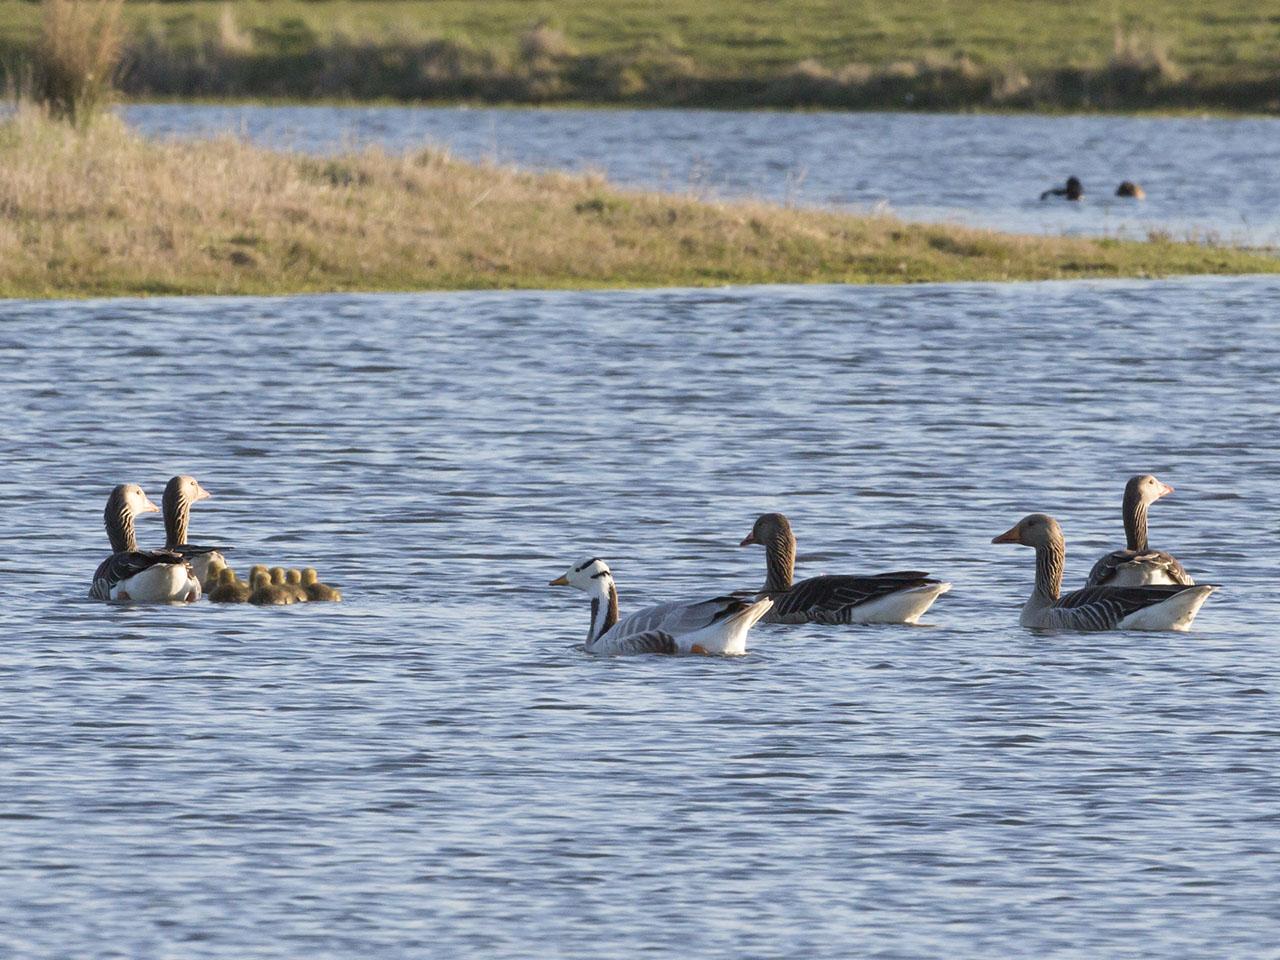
<box><xmin>1115</xmin><ymin>586</ymin><xmax>1215</xmax><ymax>631</ymax></box>
<box><xmin>188</xmin><ymin>551</ymin><xmax>225</xmax><ymax>589</ymax></box>
<box><xmin>110</xmin><ymin>563</ymin><xmax>196</xmax><ymax>603</ymax></box>
<box><xmin>838</xmin><ymin>582</ymin><xmax>953</xmax><ymax>624</ymax></box>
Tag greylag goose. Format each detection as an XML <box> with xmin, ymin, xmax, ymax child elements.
<box><xmin>1087</xmin><ymin>475</ymin><xmax>1193</xmax><ymax>587</ymax></box>
<box><xmin>550</xmin><ymin>558</ymin><xmax>772</xmax><ymax>656</ymax></box>
<box><xmin>301</xmin><ymin>568</ymin><xmax>342</xmax><ymax>602</ymax></box>
<box><xmin>993</xmin><ymin>514</ymin><xmax>1214</xmax><ymax>631</ymax></box>
<box><xmin>739</xmin><ymin>513</ymin><xmax>951</xmax><ymax>624</ymax></box>
<box><xmin>162</xmin><ymin>474</ymin><xmax>231</xmax><ymax>589</ymax></box>
<box><xmin>249</xmin><ymin>569</ymin><xmax>296</xmax><ymax>605</ymax></box>
<box><xmin>89</xmin><ymin>484</ymin><xmax>199</xmax><ymax>603</ymax></box>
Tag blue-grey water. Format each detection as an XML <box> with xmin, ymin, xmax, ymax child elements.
<box><xmin>124</xmin><ymin>103</ymin><xmax>1280</xmax><ymax>246</ymax></box>
<box><xmin>1</xmin><ymin>276</ymin><xmax>1278</xmax><ymax>957</ymax></box>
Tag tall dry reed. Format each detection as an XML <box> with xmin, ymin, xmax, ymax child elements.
<box><xmin>34</xmin><ymin>0</ymin><xmax>124</xmax><ymax>127</ymax></box>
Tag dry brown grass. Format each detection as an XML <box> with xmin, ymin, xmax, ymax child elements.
<box><xmin>33</xmin><ymin>0</ymin><xmax>124</xmax><ymax>127</ymax></box>
<box><xmin>0</xmin><ymin>110</ymin><xmax>1276</xmax><ymax>298</ymax></box>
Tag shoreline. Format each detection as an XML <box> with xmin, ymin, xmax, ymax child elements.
<box><xmin>4</xmin><ymin>111</ymin><xmax>1277</xmax><ymax>300</ymax></box>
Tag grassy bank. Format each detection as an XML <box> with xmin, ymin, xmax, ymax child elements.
<box><xmin>1</xmin><ymin>111</ymin><xmax>1277</xmax><ymax>299</ymax></box>
<box><xmin>1</xmin><ymin>0</ymin><xmax>1279</xmax><ymax>112</ymax></box>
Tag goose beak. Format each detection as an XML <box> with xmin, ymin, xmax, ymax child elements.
<box><xmin>992</xmin><ymin>525</ymin><xmax>1021</xmax><ymax>544</ymax></box>
<box><xmin>141</xmin><ymin>495</ymin><xmax>161</xmax><ymax>514</ymax></box>
<box><xmin>739</xmin><ymin>533</ymin><xmax>757</xmax><ymax>546</ymax></box>
<box><xmin>1158</xmin><ymin>481</ymin><xmax>1174</xmax><ymax>499</ymax></box>
<box><xmin>195</xmin><ymin>482</ymin><xmax>211</xmax><ymax>501</ymax></box>
<box><xmin>549</xmin><ymin>574</ymin><xmax>570</xmax><ymax>587</ymax></box>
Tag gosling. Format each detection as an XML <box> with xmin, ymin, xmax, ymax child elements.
<box><xmin>208</xmin><ymin>566</ymin><xmax>252</xmax><ymax>604</ymax></box>
<box><xmin>249</xmin><ymin>569</ymin><xmax>295</xmax><ymax>605</ymax></box>
<box><xmin>285</xmin><ymin>569</ymin><xmax>309</xmax><ymax>602</ymax></box>
<box><xmin>302</xmin><ymin>568</ymin><xmax>342</xmax><ymax>602</ymax></box>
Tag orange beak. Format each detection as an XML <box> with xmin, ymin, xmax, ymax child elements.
<box><xmin>739</xmin><ymin>532</ymin><xmax>757</xmax><ymax>547</ymax></box>
<box><xmin>991</xmin><ymin>524</ymin><xmax>1022</xmax><ymax>544</ymax></box>
<box><xmin>1157</xmin><ymin>481</ymin><xmax>1175</xmax><ymax>498</ymax></box>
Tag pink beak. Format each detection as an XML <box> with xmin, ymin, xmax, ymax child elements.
<box><xmin>1158</xmin><ymin>481</ymin><xmax>1175</xmax><ymax>499</ymax></box>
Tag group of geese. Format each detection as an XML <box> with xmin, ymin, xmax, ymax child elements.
<box><xmin>550</xmin><ymin>474</ymin><xmax>1217</xmax><ymax>656</ymax></box>
<box><xmin>89</xmin><ymin>475</ymin><xmax>340</xmax><ymax>606</ymax></box>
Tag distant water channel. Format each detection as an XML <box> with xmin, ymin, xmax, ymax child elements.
<box><xmin>2</xmin><ymin>277</ymin><xmax>1279</xmax><ymax>957</ymax></box>
<box><xmin>126</xmin><ymin>103</ymin><xmax>1280</xmax><ymax>246</ymax></box>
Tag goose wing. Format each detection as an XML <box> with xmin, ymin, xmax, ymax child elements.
<box><xmin>1052</xmin><ymin>583</ymin><xmax>1204</xmax><ymax>630</ymax></box>
<box><xmin>589</xmin><ymin>630</ymin><xmax>679</xmax><ymax>657</ymax></box>
<box><xmin>771</xmin><ymin>572</ymin><xmax>939</xmax><ymax>621</ymax></box>
<box><xmin>90</xmin><ymin>550</ymin><xmax>189</xmax><ymax>599</ymax></box>
<box><xmin>170</xmin><ymin>543</ymin><xmax>233</xmax><ymax>558</ymax></box>
<box><xmin>1087</xmin><ymin>549</ymin><xmax>1193</xmax><ymax>587</ymax></box>
<box><xmin>605</xmin><ymin>595</ymin><xmax>760</xmax><ymax>643</ymax></box>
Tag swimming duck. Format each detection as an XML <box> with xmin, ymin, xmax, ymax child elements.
<box><xmin>1086</xmin><ymin>475</ymin><xmax>1193</xmax><ymax>587</ymax></box>
<box><xmin>301</xmin><ymin>568</ymin><xmax>342</xmax><ymax>602</ymax></box>
<box><xmin>1116</xmin><ymin>180</ymin><xmax>1145</xmax><ymax>199</ymax></box>
<box><xmin>739</xmin><ymin>513</ymin><xmax>951</xmax><ymax>624</ymax></box>
<box><xmin>550</xmin><ymin>557</ymin><xmax>773</xmax><ymax>656</ymax></box>
<box><xmin>208</xmin><ymin>566</ymin><xmax>252</xmax><ymax>603</ymax></box>
<box><xmin>162</xmin><ymin>474</ymin><xmax>232</xmax><ymax>590</ymax></box>
<box><xmin>248</xmin><ymin>569</ymin><xmax>295</xmax><ymax>605</ymax></box>
<box><xmin>1040</xmin><ymin>175</ymin><xmax>1083</xmax><ymax>201</ymax></box>
<box><xmin>992</xmin><ymin>514</ymin><xmax>1214</xmax><ymax>631</ymax></box>
<box><xmin>89</xmin><ymin>484</ymin><xmax>199</xmax><ymax>603</ymax></box>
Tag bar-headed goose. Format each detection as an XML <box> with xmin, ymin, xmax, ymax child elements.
<box><xmin>162</xmin><ymin>474</ymin><xmax>232</xmax><ymax>589</ymax></box>
<box><xmin>1087</xmin><ymin>474</ymin><xmax>1193</xmax><ymax>587</ymax></box>
<box><xmin>739</xmin><ymin>513</ymin><xmax>950</xmax><ymax>624</ymax></box>
<box><xmin>549</xmin><ymin>558</ymin><xmax>772</xmax><ymax>656</ymax></box>
<box><xmin>993</xmin><ymin>514</ymin><xmax>1214</xmax><ymax>631</ymax></box>
<box><xmin>89</xmin><ymin>484</ymin><xmax>199</xmax><ymax>603</ymax></box>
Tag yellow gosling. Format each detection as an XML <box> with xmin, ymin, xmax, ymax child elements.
<box><xmin>285</xmin><ymin>569</ymin><xmax>309</xmax><ymax>602</ymax></box>
<box><xmin>249</xmin><ymin>569</ymin><xmax>295</xmax><ymax>606</ymax></box>
<box><xmin>209</xmin><ymin>566</ymin><xmax>252</xmax><ymax>603</ymax></box>
<box><xmin>302</xmin><ymin>568</ymin><xmax>342</xmax><ymax>602</ymax></box>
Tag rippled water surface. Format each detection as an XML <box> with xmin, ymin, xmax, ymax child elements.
<box><xmin>125</xmin><ymin>103</ymin><xmax>1280</xmax><ymax>245</ymax></box>
<box><xmin>2</xmin><ymin>277</ymin><xmax>1279</xmax><ymax>957</ymax></box>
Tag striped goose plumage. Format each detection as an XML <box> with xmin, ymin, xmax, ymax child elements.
<box><xmin>1086</xmin><ymin>474</ymin><xmax>1193</xmax><ymax>587</ymax></box>
<box><xmin>90</xmin><ymin>484</ymin><xmax>199</xmax><ymax>603</ymax></box>
<box><xmin>993</xmin><ymin>513</ymin><xmax>1214</xmax><ymax>631</ymax></box>
<box><xmin>739</xmin><ymin>513</ymin><xmax>951</xmax><ymax>624</ymax></box>
<box><xmin>550</xmin><ymin>557</ymin><xmax>772</xmax><ymax>656</ymax></box>
<box><xmin>162</xmin><ymin>474</ymin><xmax>232</xmax><ymax>589</ymax></box>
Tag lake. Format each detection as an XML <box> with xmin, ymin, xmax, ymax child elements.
<box><xmin>1</xmin><ymin>276</ymin><xmax>1277</xmax><ymax>957</ymax></box>
<box><xmin>125</xmin><ymin>103</ymin><xmax>1280</xmax><ymax>246</ymax></box>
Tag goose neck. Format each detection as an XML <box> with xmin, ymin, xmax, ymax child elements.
<box><xmin>163</xmin><ymin>486</ymin><xmax>189</xmax><ymax>549</ymax></box>
<box><xmin>1123</xmin><ymin>488</ymin><xmax>1149</xmax><ymax>552</ymax></box>
<box><xmin>1033</xmin><ymin>534</ymin><xmax>1065</xmax><ymax>602</ymax></box>
<box><xmin>586</xmin><ymin>577</ymin><xmax>620</xmax><ymax>644</ymax></box>
<box><xmin>763</xmin><ymin>528</ymin><xmax>796</xmax><ymax>593</ymax></box>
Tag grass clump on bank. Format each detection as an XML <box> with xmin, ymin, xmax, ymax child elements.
<box><xmin>1</xmin><ymin>110</ymin><xmax>1277</xmax><ymax>299</ymax></box>
<box><xmin>0</xmin><ymin>0</ymin><xmax>1277</xmax><ymax>112</ymax></box>
<box><xmin>30</xmin><ymin>0</ymin><xmax>123</xmax><ymax>126</ymax></box>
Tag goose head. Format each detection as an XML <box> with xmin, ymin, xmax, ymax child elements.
<box><xmin>165</xmin><ymin>474</ymin><xmax>211</xmax><ymax>505</ymax></box>
<box><xmin>270</xmin><ymin>567</ymin><xmax>287</xmax><ymax>585</ymax></box>
<box><xmin>250</xmin><ymin>569</ymin><xmax>270</xmax><ymax>590</ymax></box>
<box><xmin>549</xmin><ymin>557</ymin><xmax>613</xmax><ymax>591</ymax></box>
<box><xmin>112</xmin><ymin>483</ymin><xmax>160</xmax><ymax>518</ymax></box>
<box><xmin>992</xmin><ymin>513</ymin><xmax>1063</xmax><ymax>548</ymax></box>
<box><xmin>1126</xmin><ymin>474</ymin><xmax>1174</xmax><ymax>505</ymax></box>
<box><xmin>739</xmin><ymin>512</ymin><xmax>791</xmax><ymax>547</ymax></box>
<box><xmin>286</xmin><ymin>569</ymin><xmax>304</xmax><ymax>587</ymax></box>
<box><xmin>302</xmin><ymin>568</ymin><xmax>319</xmax><ymax>586</ymax></box>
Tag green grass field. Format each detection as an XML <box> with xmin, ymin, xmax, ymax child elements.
<box><xmin>2</xmin><ymin>0</ymin><xmax>1278</xmax><ymax>111</ymax></box>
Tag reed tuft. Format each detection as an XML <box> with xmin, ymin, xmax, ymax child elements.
<box><xmin>33</xmin><ymin>0</ymin><xmax>124</xmax><ymax>127</ymax></box>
